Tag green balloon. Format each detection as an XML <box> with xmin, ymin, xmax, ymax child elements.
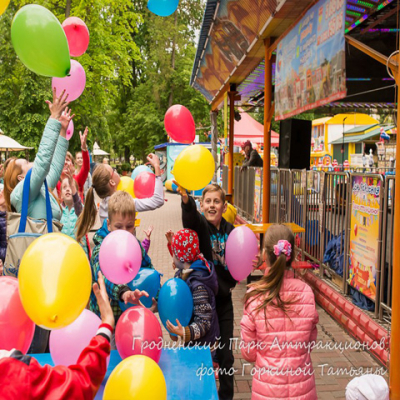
<box><xmin>11</xmin><ymin>5</ymin><xmax>71</xmax><ymax>77</ymax></box>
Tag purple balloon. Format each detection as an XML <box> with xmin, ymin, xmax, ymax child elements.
<box><xmin>66</xmin><ymin>118</ymin><xmax>74</xmax><ymax>140</ymax></box>
<box><xmin>99</xmin><ymin>230</ymin><xmax>142</xmax><ymax>284</ymax></box>
<box><xmin>225</xmin><ymin>226</ymin><xmax>258</xmax><ymax>281</ymax></box>
<box><xmin>52</xmin><ymin>59</ymin><xmax>86</xmax><ymax>102</ymax></box>
<box><xmin>50</xmin><ymin>309</ymin><xmax>101</xmax><ymax>366</ymax></box>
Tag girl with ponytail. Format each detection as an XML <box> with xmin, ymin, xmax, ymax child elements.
<box><xmin>240</xmin><ymin>224</ymin><xmax>319</xmax><ymax>400</ymax></box>
<box><xmin>76</xmin><ymin>153</ymin><xmax>164</xmax><ymax>246</ymax></box>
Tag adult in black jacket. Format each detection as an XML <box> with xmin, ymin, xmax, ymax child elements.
<box><xmin>241</xmin><ymin>140</ymin><xmax>263</xmax><ymax>171</ymax></box>
<box><xmin>179</xmin><ymin>183</ymin><xmax>236</xmax><ymax>400</ymax></box>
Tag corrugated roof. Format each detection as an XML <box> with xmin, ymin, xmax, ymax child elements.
<box><xmin>343</xmin><ymin>124</ymin><xmax>379</xmax><ymax>134</ymax></box>
<box><xmin>330</xmin><ymin>125</ymin><xmax>395</xmax><ymax>144</ymax></box>
<box><xmin>190</xmin><ymin>0</ymin><xmax>219</xmax><ymax>87</ymax></box>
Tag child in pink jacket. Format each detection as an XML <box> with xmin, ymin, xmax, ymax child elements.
<box><xmin>241</xmin><ymin>224</ymin><xmax>319</xmax><ymax>400</ymax></box>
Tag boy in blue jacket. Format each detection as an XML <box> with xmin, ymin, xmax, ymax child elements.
<box><xmin>165</xmin><ymin>229</ymin><xmax>220</xmax><ymax>350</ymax></box>
<box><xmin>89</xmin><ymin>191</ymin><xmax>155</xmax><ymax>323</ymax></box>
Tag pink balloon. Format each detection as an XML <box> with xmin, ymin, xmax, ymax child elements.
<box><xmin>52</xmin><ymin>60</ymin><xmax>86</xmax><ymax>102</ymax></box>
<box><xmin>164</xmin><ymin>105</ymin><xmax>195</xmax><ymax>144</ymax></box>
<box><xmin>66</xmin><ymin>118</ymin><xmax>74</xmax><ymax>140</ymax></box>
<box><xmin>99</xmin><ymin>230</ymin><xmax>142</xmax><ymax>284</ymax></box>
<box><xmin>115</xmin><ymin>307</ymin><xmax>163</xmax><ymax>362</ymax></box>
<box><xmin>134</xmin><ymin>172</ymin><xmax>155</xmax><ymax>199</ymax></box>
<box><xmin>62</xmin><ymin>17</ymin><xmax>90</xmax><ymax>57</ymax></box>
<box><xmin>50</xmin><ymin>309</ymin><xmax>104</xmax><ymax>366</ymax></box>
<box><xmin>225</xmin><ymin>226</ymin><xmax>259</xmax><ymax>281</ymax></box>
<box><xmin>0</xmin><ymin>277</ymin><xmax>35</xmax><ymax>353</ymax></box>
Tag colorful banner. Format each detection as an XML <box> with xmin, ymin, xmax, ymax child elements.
<box><xmin>275</xmin><ymin>0</ymin><xmax>347</xmax><ymax>120</ymax></box>
<box><xmin>253</xmin><ymin>168</ymin><xmax>262</xmax><ymax>222</ymax></box>
<box><xmin>348</xmin><ymin>176</ymin><xmax>381</xmax><ymax>301</ymax></box>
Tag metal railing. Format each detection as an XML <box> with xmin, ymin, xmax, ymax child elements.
<box><xmin>227</xmin><ymin>166</ymin><xmax>394</xmax><ymax>321</ymax></box>
<box><xmin>320</xmin><ymin>172</ymin><xmax>350</xmax><ymax>292</ymax></box>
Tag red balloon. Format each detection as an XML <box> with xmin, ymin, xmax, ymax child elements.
<box><xmin>62</xmin><ymin>17</ymin><xmax>90</xmax><ymax>57</ymax></box>
<box><xmin>164</xmin><ymin>105</ymin><xmax>195</xmax><ymax>144</ymax></box>
<box><xmin>115</xmin><ymin>307</ymin><xmax>163</xmax><ymax>362</ymax></box>
<box><xmin>0</xmin><ymin>277</ymin><xmax>35</xmax><ymax>353</ymax></box>
<box><xmin>134</xmin><ymin>172</ymin><xmax>156</xmax><ymax>199</ymax></box>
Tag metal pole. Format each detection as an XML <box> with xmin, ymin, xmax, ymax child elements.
<box><xmin>228</xmin><ymin>86</ymin><xmax>237</xmax><ymax>196</ymax></box>
<box><xmin>389</xmin><ymin>47</ymin><xmax>400</xmax><ymax>400</ymax></box>
<box><xmin>210</xmin><ymin>110</ymin><xmax>218</xmax><ymax>184</ymax></box>
<box><xmin>262</xmin><ymin>38</ymin><xmax>273</xmax><ymax>223</ymax></box>
<box><xmin>342</xmin><ymin>116</ymin><xmax>347</xmax><ymax>168</ymax></box>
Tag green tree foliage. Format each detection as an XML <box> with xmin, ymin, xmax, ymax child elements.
<box><xmin>111</xmin><ymin>0</ymin><xmax>210</xmax><ymax>161</ymax></box>
<box><xmin>0</xmin><ymin>0</ymin><xmax>209</xmax><ymax>161</ymax></box>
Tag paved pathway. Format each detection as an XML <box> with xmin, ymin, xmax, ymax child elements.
<box><xmin>136</xmin><ymin>191</ymin><xmax>387</xmax><ymax>399</ymax></box>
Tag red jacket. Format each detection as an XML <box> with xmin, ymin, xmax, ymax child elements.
<box><xmin>57</xmin><ymin>150</ymin><xmax>90</xmax><ymax>201</ymax></box>
<box><xmin>0</xmin><ymin>335</ymin><xmax>110</xmax><ymax>400</ymax></box>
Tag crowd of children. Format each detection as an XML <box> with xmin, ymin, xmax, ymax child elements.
<box><xmin>0</xmin><ymin>91</ymin><xmax>389</xmax><ymax>400</ymax></box>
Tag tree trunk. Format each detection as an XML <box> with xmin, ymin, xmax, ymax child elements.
<box><xmin>65</xmin><ymin>0</ymin><xmax>71</xmax><ymax>18</ymax></box>
<box><xmin>124</xmin><ymin>146</ymin><xmax>130</xmax><ymax>164</ymax></box>
<box><xmin>168</xmin><ymin>11</ymin><xmax>178</xmax><ymax>108</ymax></box>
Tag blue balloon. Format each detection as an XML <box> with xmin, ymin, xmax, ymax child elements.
<box><xmin>171</xmin><ymin>182</ymin><xmax>178</xmax><ymax>192</ymax></box>
<box><xmin>131</xmin><ymin>165</ymin><xmax>154</xmax><ymax>181</ymax></box>
<box><xmin>119</xmin><ymin>268</ymin><xmax>161</xmax><ymax>311</ymax></box>
<box><xmin>158</xmin><ymin>278</ymin><xmax>193</xmax><ymax>333</ymax></box>
<box><xmin>147</xmin><ymin>0</ymin><xmax>179</xmax><ymax>17</ymax></box>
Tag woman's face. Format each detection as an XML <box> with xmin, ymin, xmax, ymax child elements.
<box><xmin>76</xmin><ymin>153</ymin><xmax>83</xmax><ymax>167</ymax></box>
<box><xmin>16</xmin><ymin>159</ymin><xmax>33</xmax><ymax>180</ymax></box>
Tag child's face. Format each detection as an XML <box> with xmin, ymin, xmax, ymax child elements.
<box><xmin>0</xmin><ymin>190</ymin><xmax>5</xmax><ymax>212</ymax></box>
<box><xmin>107</xmin><ymin>212</ymin><xmax>136</xmax><ymax>235</ymax></box>
<box><xmin>76</xmin><ymin>153</ymin><xmax>83</xmax><ymax>167</ymax></box>
<box><xmin>60</xmin><ymin>178</ymin><xmax>72</xmax><ymax>201</ymax></box>
<box><xmin>201</xmin><ymin>191</ymin><xmax>227</xmax><ymax>227</ymax></box>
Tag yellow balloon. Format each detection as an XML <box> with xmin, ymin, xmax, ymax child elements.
<box><xmin>103</xmin><ymin>355</ymin><xmax>167</xmax><ymax>400</ymax></box>
<box><xmin>173</xmin><ymin>145</ymin><xmax>215</xmax><ymax>191</ymax></box>
<box><xmin>0</xmin><ymin>0</ymin><xmax>10</xmax><ymax>16</ymax></box>
<box><xmin>18</xmin><ymin>233</ymin><xmax>91</xmax><ymax>330</ymax></box>
<box><xmin>117</xmin><ymin>176</ymin><xmax>135</xmax><ymax>198</ymax></box>
<box><xmin>223</xmin><ymin>203</ymin><xmax>237</xmax><ymax>224</ymax></box>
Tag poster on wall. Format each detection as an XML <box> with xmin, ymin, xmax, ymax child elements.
<box><xmin>348</xmin><ymin>176</ymin><xmax>381</xmax><ymax>301</ymax></box>
<box><xmin>167</xmin><ymin>145</ymin><xmax>188</xmax><ymax>181</ymax></box>
<box><xmin>253</xmin><ymin>168</ymin><xmax>262</xmax><ymax>222</ymax></box>
<box><xmin>155</xmin><ymin>150</ymin><xmax>167</xmax><ymax>183</ymax></box>
<box><xmin>275</xmin><ymin>0</ymin><xmax>347</xmax><ymax>120</ymax></box>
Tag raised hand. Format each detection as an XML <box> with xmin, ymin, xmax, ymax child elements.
<box><xmin>80</xmin><ymin>127</ymin><xmax>88</xmax><ymax>151</ymax></box>
<box><xmin>146</xmin><ymin>153</ymin><xmax>160</xmax><ymax>168</ymax></box>
<box><xmin>93</xmin><ymin>272</ymin><xmax>115</xmax><ymax>329</ymax></box>
<box><xmin>165</xmin><ymin>230</ymin><xmax>174</xmax><ymax>245</ymax></box>
<box><xmin>144</xmin><ymin>225</ymin><xmax>154</xmax><ymax>241</ymax></box>
<box><xmin>121</xmin><ymin>289</ymin><xmax>149</xmax><ymax>306</ymax></box>
<box><xmin>65</xmin><ymin>170</ymin><xmax>77</xmax><ymax>195</ymax></box>
<box><xmin>46</xmin><ymin>88</ymin><xmax>70</xmax><ymax>120</ymax></box>
<box><xmin>59</xmin><ymin>107</ymin><xmax>75</xmax><ymax>133</ymax></box>
<box><xmin>172</xmin><ymin>180</ymin><xmax>189</xmax><ymax>204</ymax></box>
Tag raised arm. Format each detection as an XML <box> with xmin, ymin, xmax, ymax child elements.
<box><xmin>134</xmin><ymin>154</ymin><xmax>164</xmax><ymax>212</ymax></box>
<box><xmin>28</xmin><ymin>91</ymin><xmax>70</xmax><ymax>200</ymax></box>
<box><xmin>48</xmin><ymin>108</ymin><xmax>75</xmax><ymax>189</ymax></box>
<box><xmin>74</xmin><ymin>128</ymin><xmax>90</xmax><ymax>191</ymax></box>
